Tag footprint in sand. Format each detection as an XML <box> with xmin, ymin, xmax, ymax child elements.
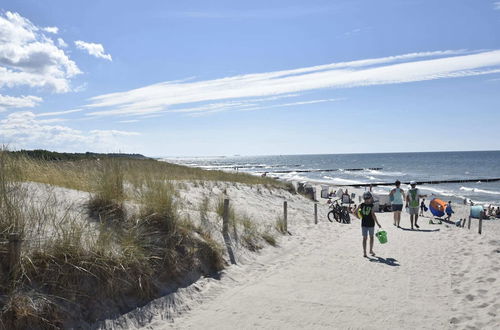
<box><xmin>477</xmin><ymin>303</ymin><xmax>489</xmax><ymax>308</ymax></box>
<box><xmin>486</xmin><ymin>277</ymin><xmax>496</xmax><ymax>283</ymax></box>
<box><xmin>465</xmin><ymin>294</ymin><xmax>475</xmax><ymax>301</ymax></box>
<box><xmin>453</xmin><ymin>288</ymin><xmax>462</xmax><ymax>294</ymax></box>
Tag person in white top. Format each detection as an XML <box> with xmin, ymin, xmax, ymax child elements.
<box><xmin>389</xmin><ymin>180</ymin><xmax>405</xmax><ymax>228</ymax></box>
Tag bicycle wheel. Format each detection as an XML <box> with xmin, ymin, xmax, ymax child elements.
<box><xmin>327</xmin><ymin>210</ymin><xmax>335</xmax><ymax>222</ymax></box>
<box><xmin>327</xmin><ymin>210</ymin><xmax>341</xmax><ymax>222</ymax></box>
<box><xmin>341</xmin><ymin>210</ymin><xmax>351</xmax><ymax>224</ymax></box>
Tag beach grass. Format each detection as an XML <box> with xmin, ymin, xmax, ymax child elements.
<box><xmin>8</xmin><ymin>153</ymin><xmax>293</xmax><ymax>193</ymax></box>
<box><xmin>0</xmin><ymin>149</ymin><xmax>290</xmax><ymax>327</ymax></box>
<box><xmin>0</xmin><ymin>150</ymin><xmax>241</xmax><ymax>327</ymax></box>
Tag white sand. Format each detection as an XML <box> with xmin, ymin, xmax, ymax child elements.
<box><xmin>102</xmin><ymin>182</ymin><xmax>499</xmax><ymax>330</ymax></box>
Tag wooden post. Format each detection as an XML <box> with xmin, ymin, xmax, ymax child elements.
<box><xmin>314</xmin><ymin>203</ymin><xmax>318</xmax><ymax>224</ymax></box>
<box><xmin>222</xmin><ymin>199</ymin><xmax>229</xmax><ymax>236</ymax></box>
<box><xmin>283</xmin><ymin>201</ymin><xmax>288</xmax><ymax>232</ymax></box>
<box><xmin>478</xmin><ymin>212</ymin><xmax>483</xmax><ymax>235</ymax></box>
<box><xmin>8</xmin><ymin>233</ymin><xmax>21</xmax><ymax>288</ymax></box>
<box><xmin>221</xmin><ymin>199</ymin><xmax>236</xmax><ymax>264</ymax></box>
<box><xmin>467</xmin><ymin>216</ymin><xmax>471</xmax><ymax>230</ymax></box>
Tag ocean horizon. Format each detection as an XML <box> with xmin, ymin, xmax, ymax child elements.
<box><xmin>163</xmin><ymin>150</ymin><xmax>500</xmax><ymax>206</ymax></box>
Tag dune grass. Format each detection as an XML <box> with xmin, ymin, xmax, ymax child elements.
<box><xmin>10</xmin><ymin>154</ymin><xmax>293</xmax><ymax>193</ymax></box>
<box><xmin>0</xmin><ymin>151</ymin><xmax>228</xmax><ymax>328</ymax></box>
<box><xmin>0</xmin><ymin>150</ymin><xmax>290</xmax><ymax>327</ymax></box>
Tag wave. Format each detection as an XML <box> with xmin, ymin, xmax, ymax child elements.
<box><xmin>418</xmin><ymin>186</ymin><xmax>457</xmax><ymax>197</ymax></box>
<box><xmin>366</xmin><ymin>170</ymin><xmax>406</xmax><ymax>177</ymax></box>
<box><xmin>322</xmin><ymin>176</ymin><xmax>362</xmax><ymax>185</ymax></box>
<box><xmin>460</xmin><ymin>187</ymin><xmax>500</xmax><ymax>195</ymax></box>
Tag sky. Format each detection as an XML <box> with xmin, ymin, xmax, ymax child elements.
<box><xmin>1</xmin><ymin>0</ymin><xmax>500</xmax><ymax>157</ymax></box>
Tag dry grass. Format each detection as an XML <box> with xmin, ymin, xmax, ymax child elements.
<box><xmin>13</xmin><ymin>155</ymin><xmax>292</xmax><ymax>193</ymax></box>
<box><xmin>238</xmin><ymin>215</ymin><xmax>264</xmax><ymax>252</ymax></box>
<box><xmin>275</xmin><ymin>215</ymin><xmax>287</xmax><ymax>234</ymax></box>
<box><xmin>0</xmin><ymin>151</ymin><xmax>228</xmax><ymax>327</ymax></box>
<box><xmin>0</xmin><ymin>150</ymin><xmax>289</xmax><ymax>327</ymax></box>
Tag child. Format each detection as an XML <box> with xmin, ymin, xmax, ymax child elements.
<box><xmin>445</xmin><ymin>201</ymin><xmax>454</xmax><ymax>221</ymax></box>
<box><xmin>355</xmin><ymin>191</ymin><xmax>382</xmax><ymax>258</ymax></box>
<box><xmin>419</xmin><ymin>198</ymin><xmax>426</xmax><ymax>216</ymax></box>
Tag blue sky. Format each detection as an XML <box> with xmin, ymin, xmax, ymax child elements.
<box><xmin>1</xmin><ymin>0</ymin><xmax>500</xmax><ymax>156</ymax></box>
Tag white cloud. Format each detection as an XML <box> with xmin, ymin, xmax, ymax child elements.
<box><xmin>0</xmin><ymin>11</ymin><xmax>81</xmax><ymax>93</ymax></box>
<box><xmin>36</xmin><ymin>108</ymin><xmax>83</xmax><ymax>117</ymax></box>
<box><xmin>85</xmin><ymin>49</ymin><xmax>500</xmax><ymax>117</ymax></box>
<box><xmin>75</xmin><ymin>40</ymin><xmax>112</xmax><ymax>61</ymax></box>
<box><xmin>0</xmin><ymin>94</ymin><xmax>42</xmax><ymax>111</ymax></box>
<box><xmin>57</xmin><ymin>37</ymin><xmax>67</xmax><ymax>48</ymax></box>
<box><xmin>0</xmin><ymin>111</ymin><xmax>139</xmax><ymax>152</ymax></box>
<box><xmin>43</xmin><ymin>26</ymin><xmax>58</xmax><ymax>34</ymax></box>
<box><xmin>185</xmin><ymin>98</ymin><xmax>341</xmax><ymax>117</ymax></box>
<box><xmin>118</xmin><ymin>119</ymin><xmax>139</xmax><ymax>123</ymax></box>
<box><xmin>494</xmin><ymin>2</ymin><xmax>500</xmax><ymax>10</ymax></box>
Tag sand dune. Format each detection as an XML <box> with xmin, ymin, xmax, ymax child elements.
<box><xmin>105</xmin><ymin>184</ymin><xmax>499</xmax><ymax>329</ymax></box>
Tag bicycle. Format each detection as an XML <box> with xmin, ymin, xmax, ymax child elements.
<box><xmin>327</xmin><ymin>198</ymin><xmax>351</xmax><ymax>224</ymax></box>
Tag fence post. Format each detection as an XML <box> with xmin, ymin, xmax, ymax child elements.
<box><xmin>222</xmin><ymin>199</ymin><xmax>229</xmax><ymax>236</ymax></box>
<box><xmin>283</xmin><ymin>201</ymin><xmax>288</xmax><ymax>232</ymax></box>
<box><xmin>221</xmin><ymin>199</ymin><xmax>236</xmax><ymax>264</ymax></box>
<box><xmin>467</xmin><ymin>216</ymin><xmax>471</xmax><ymax>230</ymax></box>
<box><xmin>8</xmin><ymin>233</ymin><xmax>21</xmax><ymax>289</ymax></box>
<box><xmin>314</xmin><ymin>203</ymin><xmax>318</xmax><ymax>224</ymax></box>
<box><xmin>478</xmin><ymin>212</ymin><xmax>483</xmax><ymax>235</ymax></box>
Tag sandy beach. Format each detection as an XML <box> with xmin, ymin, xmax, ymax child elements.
<box><xmin>104</xmin><ymin>182</ymin><xmax>500</xmax><ymax>330</ymax></box>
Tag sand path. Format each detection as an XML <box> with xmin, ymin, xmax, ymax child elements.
<box><xmin>148</xmin><ymin>212</ymin><xmax>493</xmax><ymax>329</ymax></box>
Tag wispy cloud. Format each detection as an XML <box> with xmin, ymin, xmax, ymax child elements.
<box><xmin>85</xmin><ymin>49</ymin><xmax>500</xmax><ymax>117</ymax></box>
<box><xmin>185</xmin><ymin>98</ymin><xmax>341</xmax><ymax>117</ymax></box>
<box><xmin>57</xmin><ymin>37</ymin><xmax>68</xmax><ymax>48</ymax></box>
<box><xmin>118</xmin><ymin>119</ymin><xmax>139</xmax><ymax>123</ymax></box>
<box><xmin>75</xmin><ymin>40</ymin><xmax>112</xmax><ymax>61</ymax></box>
<box><xmin>494</xmin><ymin>2</ymin><xmax>500</xmax><ymax>10</ymax></box>
<box><xmin>0</xmin><ymin>111</ymin><xmax>139</xmax><ymax>151</ymax></box>
<box><xmin>36</xmin><ymin>108</ymin><xmax>83</xmax><ymax>117</ymax></box>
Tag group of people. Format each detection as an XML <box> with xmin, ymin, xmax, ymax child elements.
<box><xmin>486</xmin><ymin>205</ymin><xmax>500</xmax><ymax>218</ymax></box>
<box><xmin>388</xmin><ymin>180</ymin><xmax>427</xmax><ymax>230</ymax></box>
<box><xmin>353</xmin><ymin>180</ymin><xmax>455</xmax><ymax>258</ymax></box>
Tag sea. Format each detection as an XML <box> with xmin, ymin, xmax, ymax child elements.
<box><xmin>162</xmin><ymin>151</ymin><xmax>500</xmax><ymax>206</ymax></box>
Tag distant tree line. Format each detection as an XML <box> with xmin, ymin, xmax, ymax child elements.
<box><xmin>7</xmin><ymin>149</ymin><xmax>149</xmax><ymax>161</ymax></box>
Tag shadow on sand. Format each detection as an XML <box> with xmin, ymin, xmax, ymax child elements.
<box><xmin>399</xmin><ymin>227</ymin><xmax>440</xmax><ymax>232</ymax></box>
<box><xmin>368</xmin><ymin>256</ymin><xmax>400</xmax><ymax>266</ymax></box>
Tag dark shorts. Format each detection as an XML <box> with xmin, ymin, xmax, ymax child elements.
<box><xmin>362</xmin><ymin>226</ymin><xmax>375</xmax><ymax>237</ymax></box>
<box><xmin>392</xmin><ymin>204</ymin><xmax>403</xmax><ymax>212</ymax></box>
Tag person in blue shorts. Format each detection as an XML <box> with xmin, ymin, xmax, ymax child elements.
<box><xmin>354</xmin><ymin>191</ymin><xmax>382</xmax><ymax>258</ymax></box>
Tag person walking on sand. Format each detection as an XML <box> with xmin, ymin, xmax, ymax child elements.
<box><xmin>445</xmin><ymin>201</ymin><xmax>454</xmax><ymax>221</ymax></box>
<box><xmin>420</xmin><ymin>198</ymin><xmax>426</xmax><ymax>216</ymax></box>
<box><xmin>389</xmin><ymin>180</ymin><xmax>405</xmax><ymax>227</ymax></box>
<box><xmin>406</xmin><ymin>181</ymin><xmax>426</xmax><ymax>229</ymax></box>
<box><xmin>354</xmin><ymin>191</ymin><xmax>382</xmax><ymax>258</ymax></box>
